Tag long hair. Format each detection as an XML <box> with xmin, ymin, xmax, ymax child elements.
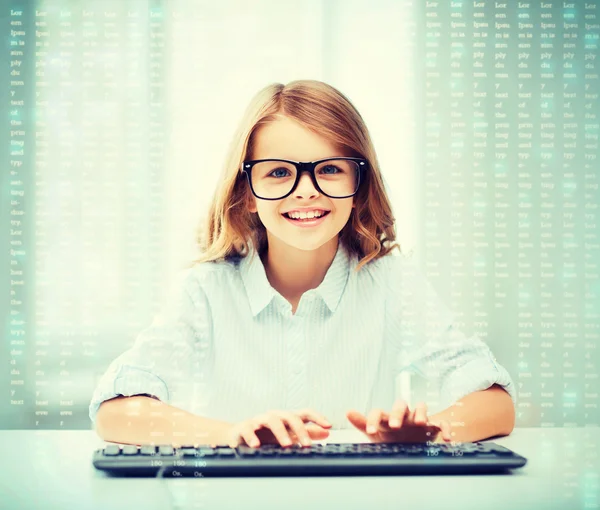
<box><xmin>185</xmin><ymin>79</ymin><xmax>402</xmax><ymax>272</ymax></box>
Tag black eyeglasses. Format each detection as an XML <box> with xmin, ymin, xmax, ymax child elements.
<box><xmin>241</xmin><ymin>157</ymin><xmax>367</xmax><ymax>200</ymax></box>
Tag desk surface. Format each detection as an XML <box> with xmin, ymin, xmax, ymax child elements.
<box><xmin>0</xmin><ymin>428</ymin><xmax>597</xmax><ymax>510</ymax></box>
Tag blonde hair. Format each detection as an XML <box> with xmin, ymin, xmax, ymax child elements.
<box><xmin>186</xmin><ymin>79</ymin><xmax>402</xmax><ymax>272</ymax></box>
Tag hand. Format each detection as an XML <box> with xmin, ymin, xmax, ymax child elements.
<box><xmin>217</xmin><ymin>408</ymin><xmax>332</xmax><ymax>449</ymax></box>
<box><xmin>346</xmin><ymin>400</ymin><xmax>452</xmax><ymax>444</ymax></box>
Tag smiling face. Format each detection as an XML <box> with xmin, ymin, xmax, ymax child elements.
<box><xmin>246</xmin><ymin>115</ymin><xmax>355</xmax><ymax>253</ymax></box>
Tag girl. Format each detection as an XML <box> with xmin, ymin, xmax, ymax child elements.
<box><xmin>90</xmin><ymin>80</ymin><xmax>516</xmax><ymax>449</ymax></box>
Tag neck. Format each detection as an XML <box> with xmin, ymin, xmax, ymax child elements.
<box><xmin>261</xmin><ymin>236</ymin><xmax>339</xmax><ymax>299</ymax></box>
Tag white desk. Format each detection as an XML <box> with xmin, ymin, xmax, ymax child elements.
<box><xmin>0</xmin><ymin>428</ymin><xmax>597</xmax><ymax>510</ymax></box>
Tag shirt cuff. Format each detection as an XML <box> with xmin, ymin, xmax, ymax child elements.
<box><xmin>88</xmin><ymin>364</ymin><xmax>170</xmax><ymax>427</ymax></box>
<box><xmin>439</xmin><ymin>354</ymin><xmax>517</xmax><ymax>411</ymax></box>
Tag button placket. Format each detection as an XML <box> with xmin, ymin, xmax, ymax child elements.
<box><xmin>286</xmin><ymin>318</ymin><xmax>306</xmax><ymax>410</ymax></box>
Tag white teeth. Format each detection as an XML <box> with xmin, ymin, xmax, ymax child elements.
<box><xmin>287</xmin><ymin>211</ymin><xmax>326</xmax><ymax>219</ymax></box>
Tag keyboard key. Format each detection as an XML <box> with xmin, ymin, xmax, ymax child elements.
<box><xmin>122</xmin><ymin>445</ymin><xmax>138</xmax><ymax>455</ymax></box>
<box><xmin>158</xmin><ymin>446</ymin><xmax>174</xmax><ymax>456</ymax></box>
<box><xmin>140</xmin><ymin>445</ymin><xmax>157</xmax><ymax>456</ymax></box>
<box><xmin>103</xmin><ymin>445</ymin><xmax>121</xmax><ymax>456</ymax></box>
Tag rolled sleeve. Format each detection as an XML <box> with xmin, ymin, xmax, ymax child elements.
<box><xmin>88</xmin><ymin>268</ymin><xmax>212</xmax><ymax>427</ymax></box>
<box><xmin>386</xmin><ymin>254</ymin><xmax>517</xmax><ymax>412</ymax></box>
<box><xmin>88</xmin><ymin>364</ymin><xmax>170</xmax><ymax>426</ymax></box>
<box><xmin>430</xmin><ymin>327</ymin><xmax>517</xmax><ymax>411</ymax></box>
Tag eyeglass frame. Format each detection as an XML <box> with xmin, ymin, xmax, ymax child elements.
<box><xmin>241</xmin><ymin>157</ymin><xmax>367</xmax><ymax>200</ymax></box>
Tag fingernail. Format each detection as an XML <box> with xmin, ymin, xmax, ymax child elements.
<box><xmin>390</xmin><ymin>418</ymin><xmax>400</xmax><ymax>426</ymax></box>
<box><xmin>367</xmin><ymin>425</ymin><xmax>376</xmax><ymax>433</ymax></box>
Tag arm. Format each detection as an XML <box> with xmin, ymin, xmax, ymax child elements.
<box><xmin>89</xmin><ymin>268</ymin><xmax>215</xmax><ymax>434</ymax></box>
<box><xmin>95</xmin><ymin>395</ymin><xmax>233</xmax><ymax>447</ymax></box>
<box><xmin>385</xmin><ymin>255</ymin><xmax>517</xmax><ymax>443</ymax></box>
<box><xmin>429</xmin><ymin>383</ymin><xmax>515</xmax><ymax>443</ymax></box>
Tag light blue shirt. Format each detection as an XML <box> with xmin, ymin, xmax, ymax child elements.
<box><xmin>89</xmin><ymin>239</ymin><xmax>517</xmax><ymax>431</ymax></box>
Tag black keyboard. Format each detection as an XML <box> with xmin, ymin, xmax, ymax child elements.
<box><xmin>93</xmin><ymin>441</ymin><xmax>528</xmax><ymax>477</ymax></box>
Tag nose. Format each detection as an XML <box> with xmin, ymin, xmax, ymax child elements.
<box><xmin>293</xmin><ymin>170</ymin><xmax>319</xmax><ymax>198</ymax></box>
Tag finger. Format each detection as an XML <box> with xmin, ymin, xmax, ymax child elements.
<box><xmin>439</xmin><ymin>420</ymin><xmax>452</xmax><ymax>441</ymax></box>
<box><xmin>426</xmin><ymin>419</ymin><xmax>448</xmax><ymax>442</ymax></box>
<box><xmin>304</xmin><ymin>423</ymin><xmax>332</xmax><ymax>438</ymax></box>
<box><xmin>241</xmin><ymin>418</ymin><xmax>264</xmax><ymax>448</ymax></box>
<box><xmin>407</xmin><ymin>407</ymin><xmax>417</xmax><ymax>424</ymax></box>
<box><xmin>366</xmin><ymin>408</ymin><xmax>385</xmax><ymax>434</ymax></box>
<box><xmin>295</xmin><ymin>408</ymin><xmax>332</xmax><ymax>429</ymax></box>
<box><xmin>280</xmin><ymin>412</ymin><xmax>312</xmax><ymax>446</ymax></box>
<box><xmin>345</xmin><ymin>409</ymin><xmax>368</xmax><ymax>432</ymax></box>
<box><xmin>413</xmin><ymin>402</ymin><xmax>428</xmax><ymax>425</ymax></box>
<box><xmin>389</xmin><ymin>399</ymin><xmax>409</xmax><ymax>428</ymax></box>
<box><xmin>263</xmin><ymin>415</ymin><xmax>294</xmax><ymax>447</ymax></box>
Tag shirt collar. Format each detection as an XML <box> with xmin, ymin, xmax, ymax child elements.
<box><xmin>239</xmin><ymin>238</ymin><xmax>353</xmax><ymax>317</ymax></box>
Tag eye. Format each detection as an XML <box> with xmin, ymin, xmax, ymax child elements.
<box><xmin>320</xmin><ymin>165</ymin><xmax>341</xmax><ymax>174</ymax></box>
<box><xmin>268</xmin><ymin>167</ymin><xmax>291</xmax><ymax>178</ymax></box>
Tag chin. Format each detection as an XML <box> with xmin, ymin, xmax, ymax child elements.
<box><xmin>291</xmin><ymin>233</ymin><xmax>343</xmax><ymax>252</ymax></box>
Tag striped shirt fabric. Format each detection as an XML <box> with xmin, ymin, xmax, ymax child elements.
<box><xmin>89</xmin><ymin>238</ymin><xmax>517</xmax><ymax>431</ymax></box>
